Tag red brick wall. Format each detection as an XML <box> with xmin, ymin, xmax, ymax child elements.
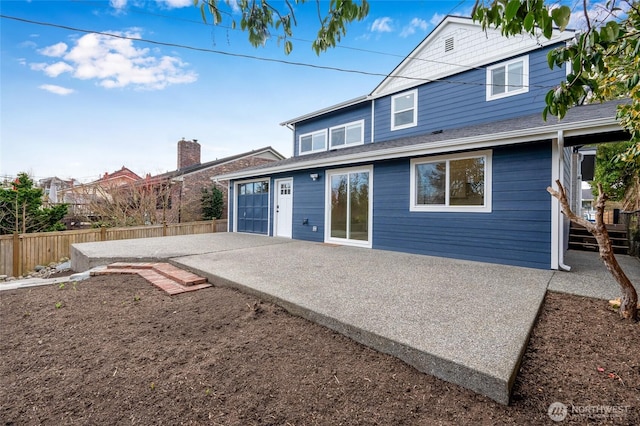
<box><xmin>177</xmin><ymin>140</ymin><xmax>201</xmax><ymax>170</ymax></box>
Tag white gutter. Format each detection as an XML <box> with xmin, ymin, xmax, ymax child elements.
<box><xmin>217</xmin><ymin>116</ymin><xmax>620</xmax><ymax>181</ymax></box>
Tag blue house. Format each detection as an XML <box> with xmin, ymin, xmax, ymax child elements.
<box><xmin>218</xmin><ymin>16</ymin><xmax>628</xmax><ymax>270</ymax></box>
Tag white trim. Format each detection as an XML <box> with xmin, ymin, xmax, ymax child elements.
<box><xmin>486</xmin><ymin>55</ymin><xmax>529</xmax><ymax>101</ymax></box>
<box><xmin>324</xmin><ymin>165</ymin><xmax>373</xmax><ymax>248</ymax></box>
<box><xmin>391</xmin><ymin>89</ymin><xmax>418</xmax><ymax>131</ymax></box>
<box><xmin>409</xmin><ymin>150</ymin><xmax>492</xmax><ymax>213</ymax></box>
<box><xmin>298</xmin><ymin>129</ymin><xmax>328</xmax><ymax>155</ymax></box>
<box><xmin>273</xmin><ymin>177</ymin><xmax>293</xmax><ymax>238</ymax></box>
<box><xmin>551</xmin><ymin>137</ymin><xmax>560</xmax><ymax>270</ymax></box>
<box><xmin>371</xmin><ymin>98</ymin><xmax>375</xmax><ymax>142</ymax></box>
<box><xmin>226</xmin><ymin>180</ymin><xmax>231</xmax><ymax>232</ymax></box>
<box><xmin>217</xmin><ymin>116</ymin><xmax>621</xmax><ymax>180</ymax></box>
<box><xmin>232</xmin><ymin>177</ymin><xmax>272</xmax><ymax>235</ymax></box>
<box><xmin>329</xmin><ymin>119</ymin><xmax>365</xmax><ymax>150</ymax></box>
<box><xmin>280</xmin><ymin>95</ymin><xmax>368</xmax><ymax>127</ymax></box>
<box><xmin>371</xmin><ymin>17</ymin><xmax>575</xmax><ymax>98</ymax></box>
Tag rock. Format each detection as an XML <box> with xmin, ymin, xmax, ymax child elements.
<box><xmin>0</xmin><ymin>275</ymin><xmax>7</xmax><ymax>282</ymax></box>
<box><xmin>56</xmin><ymin>261</ymin><xmax>71</xmax><ymax>272</ymax></box>
<box><xmin>34</xmin><ymin>265</ymin><xmax>46</xmax><ymax>272</ymax></box>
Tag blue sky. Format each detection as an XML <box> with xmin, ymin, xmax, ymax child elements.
<box><xmin>0</xmin><ymin>0</ymin><xmax>477</xmax><ymax>183</ymax></box>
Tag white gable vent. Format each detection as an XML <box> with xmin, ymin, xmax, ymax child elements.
<box><xmin>444</xmin><ymin>37</ymin><xmax>454</xmax><ymax>52</ymax></box>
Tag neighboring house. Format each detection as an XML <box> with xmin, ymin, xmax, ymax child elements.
<box><xmin>215</xmin><ymin>16</ymin><xmax>629</xmax><ymax>270</ymax></box>
<box><xmin>59</xmin><ymin>166</ymin><xmax>142</xmax><ymax>218</ymax></box>
<box><xmin>146</xmin><ymin>139</ymin><xmax>285</xmax><ymax>223</ymax></box>
<box><xmin>38</xmin><ymin>177</ymin><xmax>79</xmax><ymax>204</ymax></box>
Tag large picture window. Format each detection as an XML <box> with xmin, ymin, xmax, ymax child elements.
<box><xmin>391</xmin><ymin>90</ymin><xmax>418</xmax><ymax>130</ymax></box>
<box><xmin>486</xmin><ymin>56</ymin><xmax>529</xmax><ymax>101</ymax></box>
<box><xmin>330</xmin><ymin>120</ymin><xmax>364</xmax><ymax>149</ymax></box>
<box><xmin>410</xmin><ymin>150</ymin><xmax>492</xmax><ymax>212</ymax></box>
<box><xmin>299</xmin><ymin>130</ymin><xmax>327</xmax><ymax>155</ymax></box>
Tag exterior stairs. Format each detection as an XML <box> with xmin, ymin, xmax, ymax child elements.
<box><xmin>568</xmin><ymin>223</ymin><xmax>629</xmax><ymax>254</ymax></box>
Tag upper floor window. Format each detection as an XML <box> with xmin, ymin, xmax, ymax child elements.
<box><xmin>486</xmin><ymin>56</ymin><xmax>529</xmax><ymax>101</ymax></box>
<box><xmin>330</xmin><ymin>120</ymin><xmax>364</xmax><ymax>149</ymax></box>
<box><xmin>391</xmin><ymin>90</ymin><xmax>418</xmax><ymax>131</ymax></box>
<box><xmin>410</xmin><ymin>150</ymin><xmax>492</xmax><ymax>213</ymax></box>
<box><xmin>299</xmin><ymin>129</ymin><xmax>327</xmax><ymax>155</ymax></box>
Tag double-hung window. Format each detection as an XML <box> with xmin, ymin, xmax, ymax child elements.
<box><xmin>299</xmin><ymin>129</ymin><xmax>327</xmax><ymax>155</ymax></box>
<box><xmin>486</xmin><ymin>56</ymin><xmax>529</xmax><ymax>101</ymax></box>
<box><xmin>330</xmin><ymin>120</ymin><xmax>364</xmax><ymax>149</ymax></box>
<box><xmin>410</xmin><ymin>150</ymin><xmax>492</xmax><ymax>212</ymax></box>
<box><xmin>391</xmin><ymin>90</ymin><xmax>418</xmax><ymax>130</ymax></box>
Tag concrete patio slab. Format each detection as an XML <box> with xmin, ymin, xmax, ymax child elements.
<box><xmin>171</xmin><ymin>240</ymin><xmax>551</xmax><ymax>405</ymax></box>
<box><xmin>70</xmin><ymin>233</ymin><xmax>290</xmax><ymax>272</ymax></box>
<box><xmin>549</xmin><ymin>250</ymin><xmax>640</xmax><ymax>300</ymax></box>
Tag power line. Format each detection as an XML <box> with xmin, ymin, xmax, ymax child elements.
<box><xmin>72</xmin><ymin>0</ymin><xmax>488</xmax><ymax>73</ymax></box>
<box><xmin>0</xmin><ymin>14</ymin><xmax>561</xmax><ymax>90</ymax></box>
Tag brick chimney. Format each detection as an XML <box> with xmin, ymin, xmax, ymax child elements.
<box><xmin>177</xmin><ymin>138</ymin><xmax>201</xmax><ymax>170</ymax></box>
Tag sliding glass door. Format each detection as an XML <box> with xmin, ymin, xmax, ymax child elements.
<box><xmin>326</xmin><ymin>166</ymin><xmax>372</xmax><ymax>247</ymax></box>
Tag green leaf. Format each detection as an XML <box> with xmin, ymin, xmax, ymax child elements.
<box><xmin>505</xmin><ymin>0</ymin><xmax>521</xmax><ymax>21</ymax></box>
<box><xmin>284</xmin><ymin>40</ymin><xmax>293</xmax><ymax>55</ymax></box>
<box><xmin>543</xmin><ymin>13</ymin><xmax>553</xmax><ymax>39</ymax></box>
<box><xmin>551</xmin><ymin>6</ymin><xmax>571</xmax><ymax>31</ymax></box>
<box><xmin>523</xmin><ymin>11</ymin><xmax>535</xmax><ymax>32</ymax></box>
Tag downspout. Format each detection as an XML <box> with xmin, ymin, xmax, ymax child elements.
<box><xmin>554</xmin><ymin>130</ymin><xmax>572</xmax><ymax>271</ymax></box>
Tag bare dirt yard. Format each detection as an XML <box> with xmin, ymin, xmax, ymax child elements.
<box><xmin>1</xmin><ymin>274</ymin><xmax>638</xmax><ymax>425</ymax></box>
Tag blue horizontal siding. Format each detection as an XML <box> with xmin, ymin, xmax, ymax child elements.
<box><xmin>267</xmin><ymin>170</ymin><xmax>326</xmax><ymax>241</ymax></box>
<box><xmin>374</xmin><ymin>45</ymin><xmax>566</xmax><ymax>143</ymax></box>
<box><xmin>293</xmin><ymin>103</ymin><xmax>372</xmax><ymax>156</ymax></box>
<box><xmin>372</xmin><ymin>142</ymin><xmax>552</xmax><ymax>268</ymax></box>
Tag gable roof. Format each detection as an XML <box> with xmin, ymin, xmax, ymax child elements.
<box><xmin>149</xmin><ymin>146</ymin><xmax>285</xmax><ymax>182</ymax></box>
<box><xmin>219</xmin><ymin>100</ymin><xmax>628</xmax><ymax>180</ymax></box>
<box><xmin>371</xmin><ymin>15</ymin><xmax>576</xmax><ymax>97</ymax></box>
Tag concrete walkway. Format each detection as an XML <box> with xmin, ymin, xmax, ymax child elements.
<box><xmin>56</xmin><ymin>233</ymin><xmax>635</xmax><ymax>404</ymax></box>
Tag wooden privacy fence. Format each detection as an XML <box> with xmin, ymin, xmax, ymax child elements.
<box><xmin>0</xmin><ymin>220</ymin><xmax>228</xmax><ymax>278</ymax></box>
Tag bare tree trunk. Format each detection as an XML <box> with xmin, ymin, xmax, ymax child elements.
<box><xmin>548</xmin><ymin>180</ymin><xmax>638</xmax><ymax>320</ymax></box>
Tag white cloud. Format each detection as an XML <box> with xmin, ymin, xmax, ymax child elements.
<box><xmin>159</xmin><ymin>0</ymin><xmax>192</xmax><ymax>8</ymax></box>
<box><xmin>430</xmin><ymin>13</ymin><xmax>445</xmax><ymax>27</ymax></box>
<box><xmin>38</xmin><ymin>42</ymin><xmax>68</xmax><ymax>57</ymax></box>
<box><xmin>30</xmin><ymin>61</ymin><xmax>74</xmax><ymax>77</ymax></box>
<box><xmin>400</xmin><ymin>17</ymin><xmax>429</xmax><ymax>38</ymax></box>
<box><xmin>19</xmin><ymin>40</ymin><xmax>37</xmax><ymax>49</ymax></box>
<box><xmin>109</xmin><ymin>0</ymin><xmax>127</xmax><ymax>10</ymax></box>
<box><xmin>30</xmin><ymin>31</ymin><xmax>198</xmax><ymax>90</ymax></box>
<box><xmin>39</xmin><ymin>84</ymin><xmax>75</xmax><ymax>95</ymax></box>
<box><xmin>371</xmin><ymin>17</ymin><xmax>393</xmax><ymax>33</ymax></box>
<box><xmin>568</xmin><ymin>1</ymin><xmax>628</xmax><ymax>31</ymax></box>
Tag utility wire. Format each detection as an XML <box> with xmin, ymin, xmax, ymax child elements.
<box><xmin>72</xmin><ymin>0</ymin><xmax>488</xmax><ymax>72</ymax></box>
<box><xmin>0</xmin><ymin>14</ymin><xmax>560</xmax><ymax>90</ymax></box>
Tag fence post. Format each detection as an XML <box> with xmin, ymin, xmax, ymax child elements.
<box><xmin>163</xmin><ymin>221</ymin><xmax>167</xmax><ymax>237</ymax></box>
<box><xmin>212</xmin><ymin>219</ymin><xmax>216</xmax><ymax>233</ymax></box>
<box><xmin>12</xmin><ymin>232</ymin><xmax>20</xmax><ymax>278</ymax></box>
<box><xmin>100</xmin><ymin>225</ymin><xmax>106</xmax><ymax>241</ymax></box>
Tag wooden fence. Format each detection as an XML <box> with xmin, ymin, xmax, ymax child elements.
<box><xmin>0</xmin><ymin>220</ymin><xmax>228</xmax><ymax>278</ymax></box>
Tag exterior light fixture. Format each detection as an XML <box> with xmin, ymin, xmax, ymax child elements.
<box><xmin>310</xmin><ymin>173</ymin><xmax>319</xmax><ymax>181</ymax></box>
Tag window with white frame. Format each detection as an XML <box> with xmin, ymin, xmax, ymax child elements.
<box><xmin>410</xmin><ymin>150</ymin><xmax>492</xmax><ymax>212</ymax></box>
<box><xmin>391</xmin><ymin>90</ymin><xmax>418</xmax><ymax>130</ymax></box>
<box><xmin>486</xmin><ymin>56</ymin><xmax>529</xmax><ymax>101</ymax></box>
<box><xmin>330</xmin><ymin>120</ymin><xmax>364</xmax><ymax>149</ymax></box>
<box><xmin>299</xmin><ymin>129</ymin><xmax>327</xmax><ymax>155</ymax></box>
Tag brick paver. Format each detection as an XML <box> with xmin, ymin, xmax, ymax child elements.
<box><xmin>92</xmin><ymin>263</ymin><xmax>211</xmax><ymax>295</ymax></box>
